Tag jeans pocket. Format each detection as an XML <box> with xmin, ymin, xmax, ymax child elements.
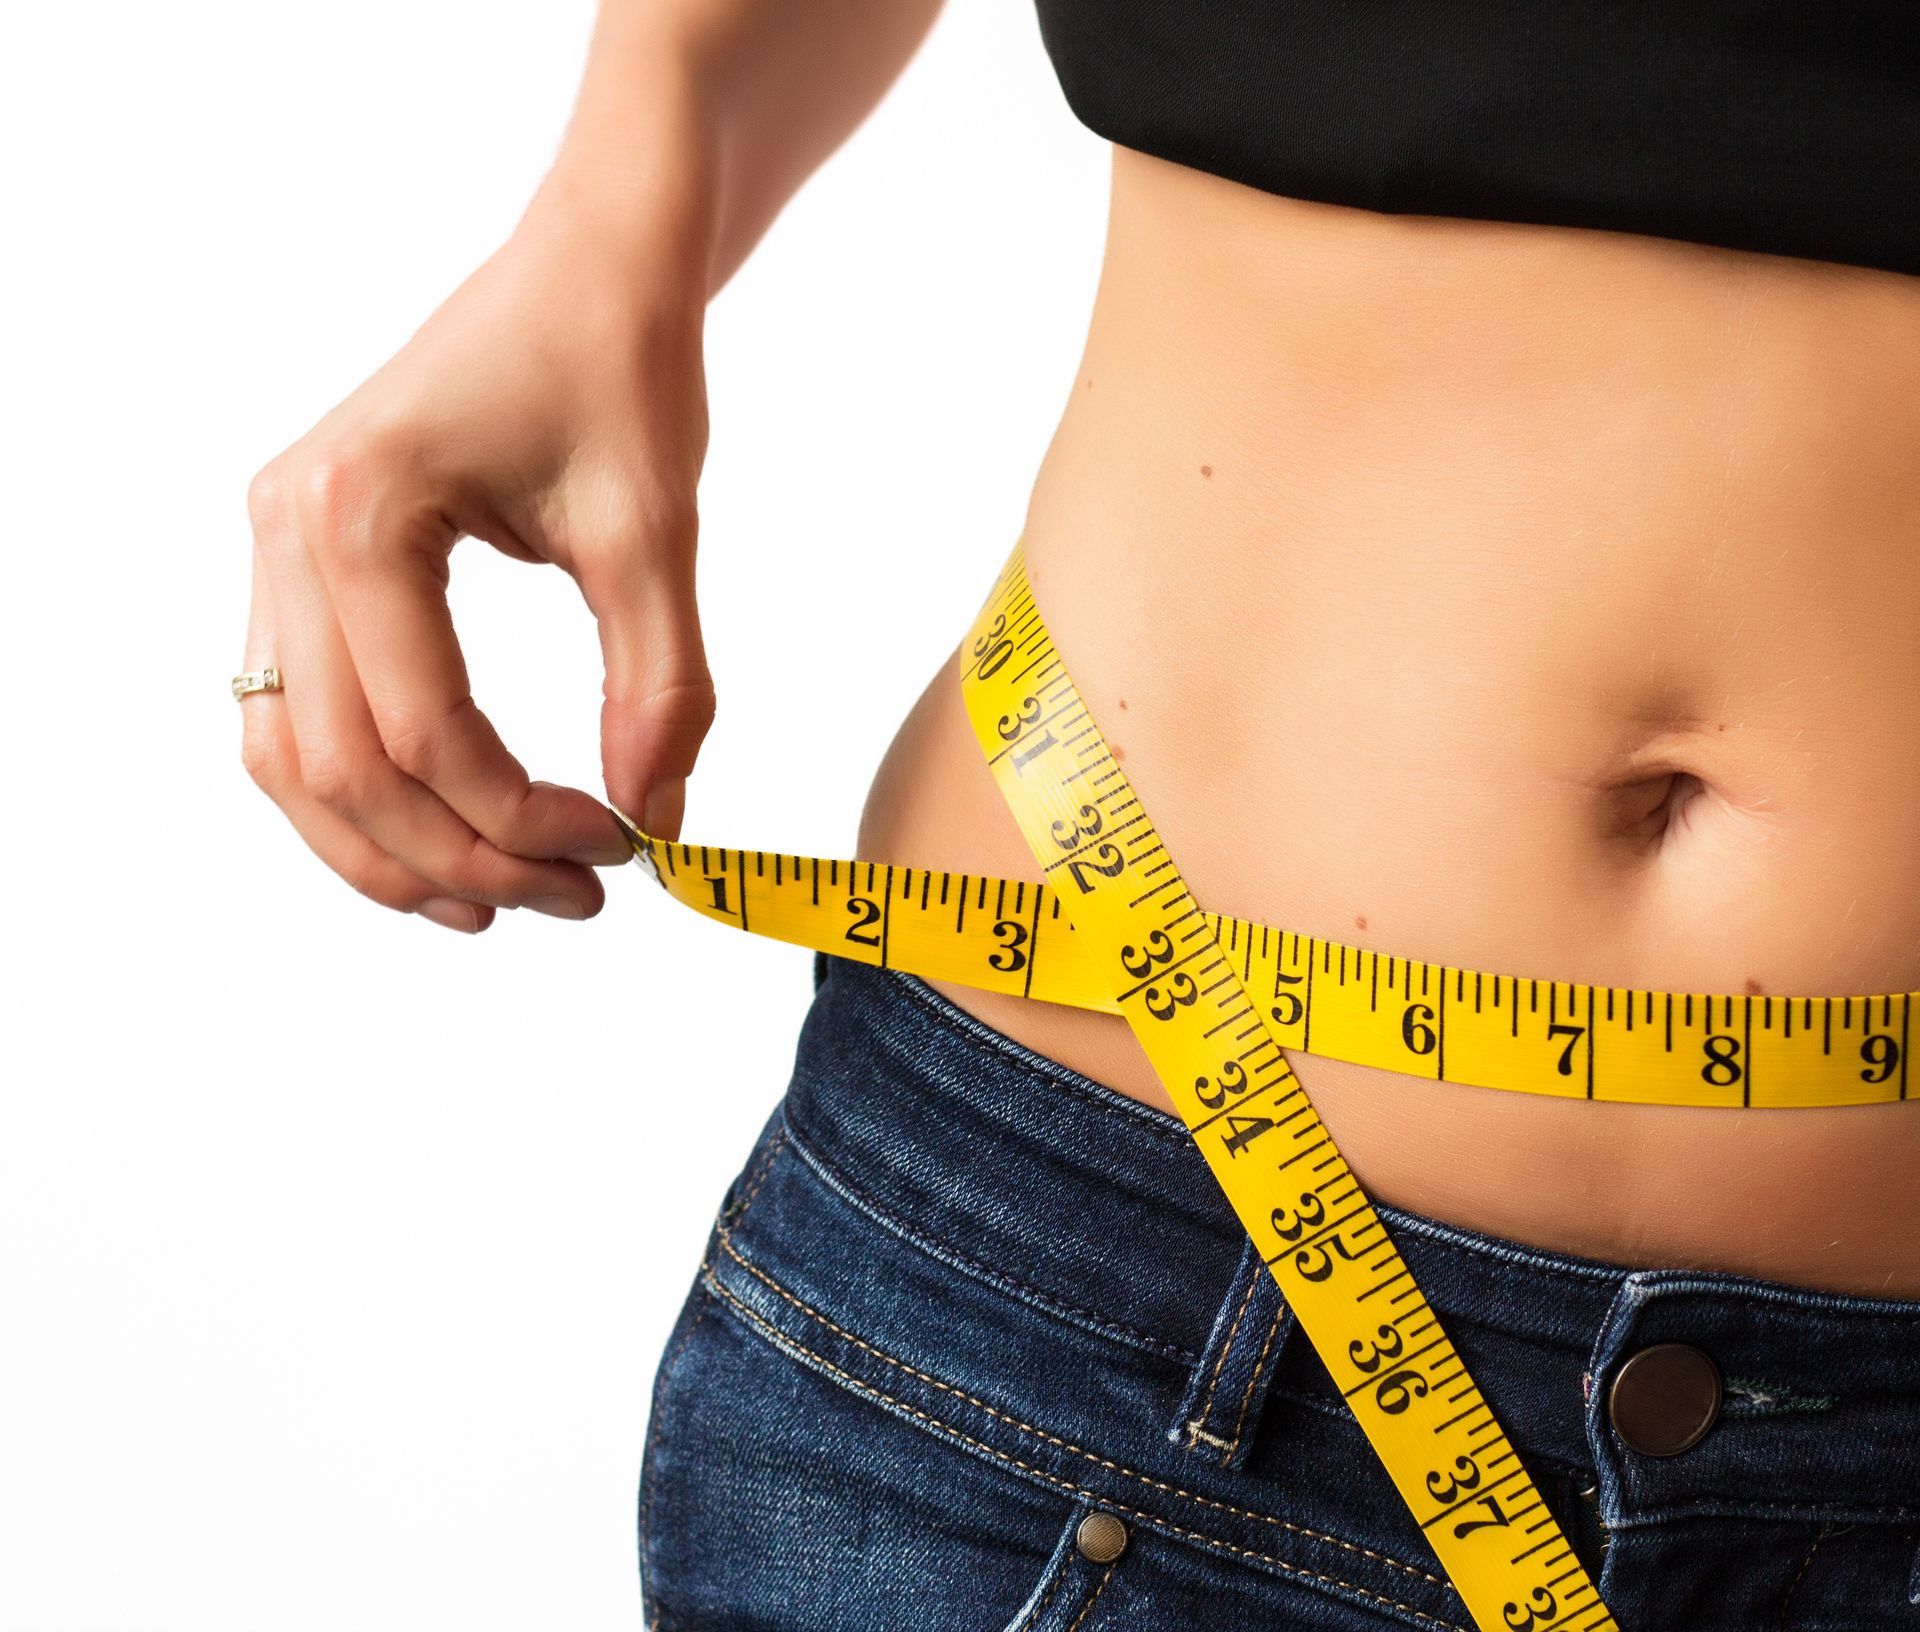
<box><xmin>994</xmin><ymin>1504</ymin><xmax>1131</xmax><ymax>1632</ymax></box>
<box><xmin>639</xmin><ymin>1272</ymin><xmax>1117</xmax><ymax>1631</ymax></box>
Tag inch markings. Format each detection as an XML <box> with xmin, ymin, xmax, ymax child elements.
<box><xmin>620</xmin><ymin>818</ymin><xmax>1916</xmax><ymax>1110</ymax></box>
<box><xmin>611</xmin><ymin>537</ymin><xmax>1919</xmax><ymax>1620</ymax></box>
<box><xmin>954</xmin><ymin>543</ymin><xmax>1617</xmax><ymax>1632</ymax></box>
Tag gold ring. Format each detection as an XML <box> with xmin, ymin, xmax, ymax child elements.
<box><xmin>232</xmin><ymin>667</ymin><xmax>284</xmax><ymax>701</ymax></box>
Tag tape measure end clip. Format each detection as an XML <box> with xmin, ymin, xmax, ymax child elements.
<box><xmin>607</xmin><ymin>805</ymin><xmax>662</xmax><ymax>883</ymax></box>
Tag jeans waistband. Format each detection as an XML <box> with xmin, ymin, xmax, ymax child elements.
<box><xmin>784</xmin><ymin>951</ymin><xmax>1920</xmax><ymax>1529</ymax></box>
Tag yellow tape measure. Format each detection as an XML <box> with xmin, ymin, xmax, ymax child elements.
<box><xmin>617</xmin><ymin>537</ymin><xmax>1907</xmax><ymax>1631</ymax></box>
<box><xmin>611</xmin><ymin>702</ymin><xmax>1917</xmax><ymax>1110</ymax></box>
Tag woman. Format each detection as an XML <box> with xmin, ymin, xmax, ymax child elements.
<box><xmin>237</xmin><ymin>1</ymin><xmax>1920</xmax><ymax>1626</ymax></box>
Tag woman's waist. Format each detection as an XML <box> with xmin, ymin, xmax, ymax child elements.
<box><xmin>778</xmin><ymin>952</ymin><xmax>1920</xmax><ymax>1359</ymax></box>
<box><xmin>1004</xmin><ymin>462</ymin><xmax>1920</xmax><ymax>996</ymax></box>
<box><xmin>852</xmin><ymin>593</ymin><xmax>1920</xmax><ymax>1293</ymax></box>
<box><xmin>708</xmin><ymin>956</ymin><xmax>1920</xmax><ymax>1625</ymax></box>
<box><xmin>762</xmin><ymin>954</ymin><xmax>1920</xmax><ymax>1498</ymax></box>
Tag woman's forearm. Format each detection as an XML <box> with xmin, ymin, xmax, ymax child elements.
<box><xmin>528</xmin><ymin>0</ymin><xmax>948</xmax><ymax>299</ymax></box>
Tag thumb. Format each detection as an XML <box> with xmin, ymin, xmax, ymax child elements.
<box><xmin>580</xmin><ymin>528</ymin><xmax>715</xmax><ymax>844</ymax></box>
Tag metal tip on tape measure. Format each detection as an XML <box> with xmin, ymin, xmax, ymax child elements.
<box><xmin>609</xmin><ymin>805</ymin><xmax>661</xmax><ymax>884</ymax></box>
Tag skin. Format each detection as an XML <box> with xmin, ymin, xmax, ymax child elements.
<box><xmin>245</xmin><ymin>1</ymin><xmax>1919</xmax><ymax>1295</ymax></box>
<box><xmin>239</xmin><ymin>0</ymin><xmax>947</xmax><ymax>928</ymax></box>
<box><xmin>861</xmin><ymin>154</ymin><xmax>1920</xmax><ymax>1297</ymax></box>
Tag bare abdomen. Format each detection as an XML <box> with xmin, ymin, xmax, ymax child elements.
<box><xmin>855</xmin><ymin>147</ymin><xmax>1920</xmax><ymax>1297</ymax></box>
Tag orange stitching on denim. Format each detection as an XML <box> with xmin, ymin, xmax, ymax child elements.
<box><xmin>1192</xmin><ymin>1268</ymin><xmax>1260</xmax><ymax>1441</ymax></box>
<box><xmin>701</xmin><ymin>1268</ymin><xmax>1468</xmax><ymax>1632</ymax></box>
<box><xmin>1183</xmin><ymin>1421</ymin><xmax>1235</xmax><ymax>1452</ymax></box>
<box><xmin>1063</xmin><ymin>1561</ymin><xmax>1117</xmax><ymax>1632</ymax></box>
<box><xmin>1010</xmin><ymin>1552</ymin><xmax>1072</xmax><ymax>1632</ymax></box>
<box><xmin>711</xmin><ymin>1220</ymin><xmax>1451</xmax><ymax>1594</ymax></box>
<box><xmin>1223</xmin><ymin>1304</ymin><xmax>1289</xmax><ymax>1465</ymax></box>
<box><xmin>1780</xmin><ymin>1520</ymin><xmax>1831</xmax><ymax>1624</ymax></box>
<box><xmin>724</xmin><ymin>1127</ymin><xmax>789</xmax><ymax>1226</ymax></box>
<box><xmin>640</xmin><ymin>1126</ymin><xmax>789</xmax><ymax>1631</ymax></box>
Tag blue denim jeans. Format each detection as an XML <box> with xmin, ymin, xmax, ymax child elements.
<box><xmin>638</xmin><ymin>952</ymin><xmax>1920</xmax><ymax>1630</ymax></box>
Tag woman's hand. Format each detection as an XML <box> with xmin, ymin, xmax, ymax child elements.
<box><xmin>239</xmin><ymin>175</ymin><xmax>716</xmax><ymax>934</ymax></box>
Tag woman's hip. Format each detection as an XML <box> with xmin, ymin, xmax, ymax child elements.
<box><xmin>639</xmin><ymin>951</ymin><xmax>1920</xmax><ymax>1631</ymax></box>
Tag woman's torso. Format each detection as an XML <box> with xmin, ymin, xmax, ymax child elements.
<box><xmin>854</xmin><ymin>144</ymin><xmax>1920</xmax><ymax>1298</ymax></box>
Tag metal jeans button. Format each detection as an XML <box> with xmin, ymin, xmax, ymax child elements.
<box><xmin>1075</xmin><ymin>1511</ymin><xmax>1129</xmax><ymax>1563</ymax></box>
<box><xmin>1607</xmin><ymin>1342</ymin><xmax>1722</xmax><ymax>1456</ymax></box>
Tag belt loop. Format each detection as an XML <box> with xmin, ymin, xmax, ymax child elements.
<box><xmin>1165</xmin><ymin>1235</ymin><xmax>1296</xmax><ymax>1470</ymax></box>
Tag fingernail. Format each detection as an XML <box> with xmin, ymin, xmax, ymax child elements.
<box><xmin>529</xmin><ymin>894</ymin><xmax>591</xmax><ymax>921</ymax></box>
<box><xmin>569</xmin><ymin>835</ymin><xmax>637</xmax><ymax>868</ymax></box>
<box><xmin>418</xmin><ymin>897</ymin><xmax>482</xmax><ymax>933</ymax></box>
<box><xmin>642</xmin><ymin>778</ymin><xmax>686</xmax><ymax>842</ymax></box>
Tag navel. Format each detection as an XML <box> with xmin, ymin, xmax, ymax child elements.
<box><xmin>1603</xmin><ymin>767</ymin><xmax>1712</xmax><ymax>849</ymax></box>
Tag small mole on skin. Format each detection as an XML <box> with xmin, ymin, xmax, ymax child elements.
<box><xmin>1355</xmin><ymin>915</ymin><xmax>1368</xmax><ymax>931</ymax></box>
<box><xmin>1200</xmin><ymin>464</ymin><xmax>1213</xmax><ymax>478</ymax></box>
<box><xmin>1744</xmin><ymin>977</ymin><xmax>1765</xmax><ymax>996</ymax></box>
<box><xmin>1118</xmin><ymin>697</ymin><xmax>1128</xmax><ymax>710</ymax></box>
<box><xmin>1112</xmin><ymin>743</ymin><xmax>1126</xmax><ymax>761</ymax></box>
<box><xmin>1085</xmin><ymin>377</ymin><xmax>1094</xmax><ymax>390</ymax></box>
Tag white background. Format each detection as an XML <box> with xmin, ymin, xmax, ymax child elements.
<box><xmin>0</xmin><ymin>4</ymin><xmax>1105</xmax><ymax>1626</ymax></box>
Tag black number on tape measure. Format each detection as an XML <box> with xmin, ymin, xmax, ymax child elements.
<box><xmin>1221</xmin><ymin>1113</ymin><xmax>1277</xmax><ymax>1157</ymax></box>
<box><xmin>1452</xmin><ymin>1494</ymin><xmax>1513</xmax><ymax>1539</ymax></box>
<box><xmin>1010</xmin><ymin>729</ymin><xmax>1060</xmax><ymax>774</ymax></box>
<box><xmin>1700</xmin><ymin>1034</ymin><xmax>1743</xmax><ymax>1088</ymax></box>
<box><xmin>845</xmin><ymin>896</ymin><xmax>881</xmax><ymax>947</ymax></box>
<box><xmin>1050</xmin><ymin>806</ymin><xmax>1104</xmax><ymax>850</ymax></box>
<box><xmin>1348</xmin><ymin>1323</ymin><xmax>1405</xmax><ymax>1374</ymax></box>
<box><xmin>705</xmin><ymin>876</ymin><xmax>734</xmax><ymax>916</ymax></box>
<box><xmin>1143</xmin><ymin>971</ymin><xmax>1199</xmax><ymax>1019</ymax></box>
<box><xmin>1270</xmin><ymin>970</ymin><xmax>1305</xmax><ymax>1027</ymax></box>
<box><xmin>996</xmin><ymin>696</ymin><xmax>1042</xmax><ymax>740</ymax></box>
<box><xmin>1401</xmin><ymin>1003</ymin><xmax>1438</xmax><ymax>1056</ymax></box>
<box><xmin>1861</xmin><ymin>1034</ymin><xmax>1900</xmax><ymax>1084</ymax></box>
<box><xmin>988</xmin><ymin>919</ymin><xmax>1030</xmax><ymax>973</ymax></box>
<box><xmin>1373</xmin><ymin>1366</ymin><xmax>1430</xmax><ymax>1415</ymax></box>
<box><xmin>1425</xmin><ymin>1455</ymin><xmax>1482</xmax><ymax>1504</ymax></box>
<box><xmin>972</xmin><ymin>615</ymin><xmax>1013</xmax><ymax>678</ymax></box>
<box><xmin>1547</xmin><ymin>1023</ymin><xmax>1584</xmax><ymax>1075</ymax></box>
<box><xmin>1194</xmin><ymin>1059</ymin><xmax>1249</xmax><ymax>1109</ymax></box>
<box><xmin>1067</xmin><ymin>844</ymin><xmax>1127</xmax><ymax>893</ymax></box>
<box><xmin>1296</xmin><ymin>1232</ymin><xmax>1367</xmax><ymax>1282</ymax></box>
<box><xmin>1271</xmin><ymin>1192</ymin><xmax>1327</xmax><ymax>1242</ymax></box>
<box><xmin>1119</xmin><ymin>930</ymin><xmax>1175</xmax><ymax>978</ymax></box>
<box><xmin>1503</xmin><ymin>1589</ymin><xmax>1560</xmax><ymax>1631</ymax></box>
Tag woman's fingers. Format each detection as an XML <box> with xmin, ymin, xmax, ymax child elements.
<box><xmin>247</xmin><ymin>474</ymin><xmax>607</xmax><ymax>920</ymax></box>
<box><xmin>243</xmin><ymin>695</ymin><xmax>500</xmax><ymax>932</ymax></box>
<box><xmin>574</xmin><ymin>500</ymin><xmax>717</xmax><ymax>840</ymax></box>
<box><xmin>239</xmin><ymin>547</ymin><xmax>496</xmax><ymax>932</ymax></box>
<box><xmin>283</xmin><ymin>449</ymin><xmax>632</xmax><ymax>869</ymax></box>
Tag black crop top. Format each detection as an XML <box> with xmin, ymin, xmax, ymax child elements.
<box><xmin>1033</xmin><ymin>1</ymin><xmax>1920</xmax><ymax>278</ymax></box>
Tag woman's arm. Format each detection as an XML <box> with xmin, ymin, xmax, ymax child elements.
<box><xmin>554</xmin><ymin>0</ymin><xmax>952</xmax><ymax>297</ymax></box>
<box><xmin>239</xmin><ymin>0</ymin><xmax>946</xmax><ymax>933</ymax></box>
